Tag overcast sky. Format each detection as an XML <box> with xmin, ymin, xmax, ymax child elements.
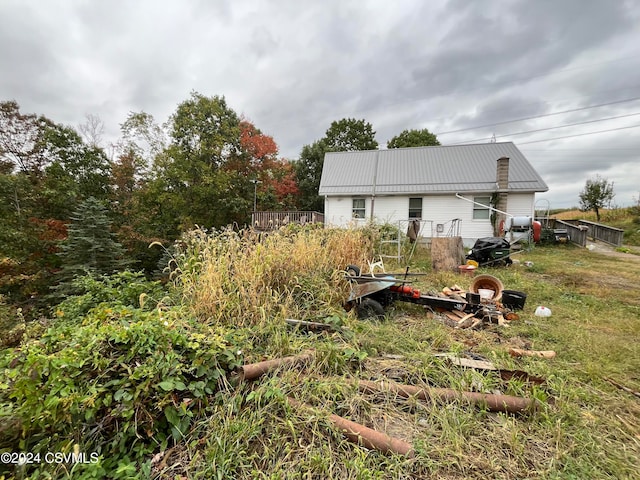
<box><xmin>1</xmin><ymin>0</ymin><xmax>639</xmax><ymax>208</ymax></box>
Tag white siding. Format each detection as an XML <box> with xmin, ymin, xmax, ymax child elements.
<box><xmin>324</xmin><ymin>196</ymin><xmax>370</xmax><ymax>227</ymax></box>
<box><xmin>506</xmin><ymin>193</ymin><xmax>535</xmax><ymax>217</ymax></box>
<box><xmin>428</xmin><ymin>195</ymin><xmax>494</xmax><ymax>242</ymax></box>
<box><xmin>324</xmin><ymin>192</ymin><xmax>537</xmax><ymax>245</ymax></box>
<box><xmin>371</xmin><ymin>196</ymin><xmax>408</xmax><ymax>224</ymax></box>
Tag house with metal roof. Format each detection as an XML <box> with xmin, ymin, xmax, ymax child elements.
<box><xmin>318</xmin><ymin>142</ymin><xmax>548</xmax><ymax>244</ymax></box>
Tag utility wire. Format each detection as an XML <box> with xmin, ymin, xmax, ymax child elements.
<box><xmin>417</xmin><ymin>82</ymin><xmax>640</xmax><ymax>131</ymax></box>
<box><xmin>448</xmin><ymin>112</ymin><xmax>640</xmax><ymax>144</ymax></box>
<box><xmin>521</xmin><ymin>148</ymin><xmax>639</xmax><ymax>151</ymax></box>
<box><xmin>434</xmin><ymin>96</ymin><xmax>640</xmax><ymax>135</ymax></box>
<box><xmin>516</xmin><ymin>124</ymin><xmax>640</xmax><ymax>145</ymax></box>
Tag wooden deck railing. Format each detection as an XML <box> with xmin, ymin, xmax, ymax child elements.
<box><xmin>577</xmin><ymin>220</ymin><xmax>624</xmax><ymax>247</ymax></box>
<box><xmin>252</xmin><ymin>211</ymin><xmax>324</xmax><ymax>231</ymax></box>
<box><xmin>554</xmin><ymin>220</ymin><xmax>588</xmax><ymax>247</ymax></box>
<box><xmin>553</xmin><ymin>219</ymin><xmax>624</xmax><ymax>247</ymax></box>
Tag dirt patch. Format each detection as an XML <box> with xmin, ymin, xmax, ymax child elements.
<box><xmin>370</xmin><ymin>410</ymin><xmax>421</xmax><ymax>444</ymax></box>
<box><xmin>557</xmin><ymin>271</ymin><xmax>635</xmax><ymax>289</ymax></box>
<box><xmin>585</xmin><ymin>241</ymin><xmax>640</xmax><ymax>261</ymax></box>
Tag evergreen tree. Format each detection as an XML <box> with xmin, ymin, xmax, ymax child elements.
<box><xmin>55</xmin><ymin>197</ymin><xmax>128</xmax><ymax>293</ymax></box>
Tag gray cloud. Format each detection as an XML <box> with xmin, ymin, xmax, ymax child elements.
<box><xmin>1</xmin><ymin>0</ymin><xmax>639</xmax><ymax>208</ymax></box>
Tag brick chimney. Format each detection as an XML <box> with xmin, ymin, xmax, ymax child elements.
<box><xmin>494</xmin><ymin>157</ymin><xmax>509</xmax><ymax>236</ymax></box>
<box><xmin>496</xmin><ymin>156</ymin><xmax>510</xmax><ymax>191</ymax></box>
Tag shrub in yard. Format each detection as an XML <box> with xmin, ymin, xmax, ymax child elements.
<box><xmin>52</xmin><ymin>197</ymin><xmax>129</xmax><ymax>300</ymax></box>
<box><xmin>52</xmin><ymin>270</ymin><xmax>167</xmax><ymax>319</ymax></box>
<box><xmin>0</xmin><ymin>226</ymin><xmax>377</xmax><ymax>478</ymax></box>
<box><xmin>0</xmin><ymin>274</ymin><xmax>243</xmax><ymax>478</ymax></box>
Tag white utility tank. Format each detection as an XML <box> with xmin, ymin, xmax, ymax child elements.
<box><xmin>505</xmin><ymin>216</ymin><xmax>532</xmax><ymax>231</ymax></box>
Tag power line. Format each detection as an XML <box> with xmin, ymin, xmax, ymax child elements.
<box><xmin>366</xmin><ymin>56</ymin><xmax>640</xmax><ymax>122</ymax></box>
<box><xmin>434</xmin><ymin>96</ymin><xmax>640</xmax><ymax>135</ymax></box>
<box><xmin>448</xmin><ymin>112</ymin><xmax>640</xmax><ymax>144</ymax></box>
<box><xmin>517</xmin><ymin>124</ymin><xmax>640</xmax><ymax>145</ymax></box>
<box><xmin>521</xmin><ymin>148</ymin><xmax>639</xmax><ymax>151</ymax></box>
<box><xmin>406</xmin><ymin>54</ymin><xmax>640</xmax><ymax>125</ymax></box>
<box><xmin>416</xmin><ymin>82</ymin><xmax>640</xmax><ymax>131</ymax></box>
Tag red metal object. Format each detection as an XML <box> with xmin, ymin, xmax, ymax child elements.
<box><xmin>532</xmin><ymin>221</ymin><xmax>542</xmax><ymax>243</ymax></box>
<box><xmin>389</xmin><ymin>285</ymin><xmax>421</xmax><ymax>298</ymax></box>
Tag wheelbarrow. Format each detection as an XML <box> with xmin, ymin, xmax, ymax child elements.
<box><xmin>466</xmin><ymin>237</ymin><xmax>513</xmax><ymax>267</ymax></box>
<box><xmin>343</xmin><ymin>265</ymin><xmax>483</xmax><ymax>320</ymax></box>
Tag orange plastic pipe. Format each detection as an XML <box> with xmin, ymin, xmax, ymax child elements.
<box><xmin>358</xmin><ymin>380</ymin><xmax>535</xmax><ymax>414</ymax></box>
<box><xmin>240</xmin><ymin>351</ymin><xmax>314</xmax><ymax>381</ymax></box>
<box><xmin>286</xmin><ymin>397</ymin><xmax>414</xmax><ymax>457</ymax></box>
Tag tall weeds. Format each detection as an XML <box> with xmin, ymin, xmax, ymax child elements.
<box><xmin>172</xmin><ymin>225</ymin><xmax>378</xmax><ymax>328</ymax></box>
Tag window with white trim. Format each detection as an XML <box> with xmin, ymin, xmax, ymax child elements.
<box><xmin>352</xmin><ymin>198</ymin><xmax>365</xmax><ymax>219</ymax></box>
<box><xmin>473</xmin><ymin>196</ymin><xmax>491</xmax><ymax>219</ymax></box>
<box><xmin>408</xmin><ymin>198</ymin><xmax>422</xmax><ymax>218</ymax></box>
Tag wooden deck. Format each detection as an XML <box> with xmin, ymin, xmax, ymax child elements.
<box><xmin>252</xmin><ymin>211</ymin><xmax>324</xmax><ymax>231</ymax></box>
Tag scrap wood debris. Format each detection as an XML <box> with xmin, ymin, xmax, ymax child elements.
<box><xmin>433</xmin><ymin>352</ymin><xmax>546</xmax><ymax>385</ymax></box>
<box><xmin>509</xmin><ymin>348</ymin><xmax>557</xmax><ymax>359</ymax></box>
<box><xmin>286</xmin><ymin>397</ymin><xmax>415</xmax><ymax>457</ymax></box>
<box><xmin>432</xmin><ymin>283</ymin><xmax>519</xmax><ymax>330</ymax></box>
<box><xmin>357</xmin><ymin>379</ymin><xmax>537</xmax><ymax>414</ymax></box>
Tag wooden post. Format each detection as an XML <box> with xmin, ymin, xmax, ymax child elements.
<box><xmin>431</xmin><ymin>236</ymin><xmax>464</xmax><ymax>272</ymax></box>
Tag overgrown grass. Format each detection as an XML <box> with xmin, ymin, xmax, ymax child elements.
<box><xmin>173</xmin><ymin>225</ymin><xmax>376</xmax><ymax>332</ymax></box>
<box><xmin>1</xmin><ymin>228</ymin><xmax>639</xmax><ymax>479</ymax></box>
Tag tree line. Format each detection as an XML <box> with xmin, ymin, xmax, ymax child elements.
<box><xmin>0</xmin><ymin>93</ymin><xmax>440</xmax><ymax>314</ymax></box>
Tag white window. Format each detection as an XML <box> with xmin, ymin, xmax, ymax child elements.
<box><xmin>473</xmin><ymin>196</ymin><xmax>491</xmax><ymax>220</ymax></box>
<box><xmin>409</xmin><ymin>198</ymin><xmax>422</xmax><ymax>219</ymax></box>
<box><xmin>352</xmin><ymin>198</ymin><xmax>365</xmax><ymax>219</ymax></box>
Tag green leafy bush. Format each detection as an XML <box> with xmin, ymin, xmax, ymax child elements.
<box><xmin>0</xmin><ymin>274</ymin><xmax>243</xmax><ymax>478</ymax></box>
<box><xmin>1</xmin><ymin>227</ymin><xmax>376</xmax><ymax>478</ymax></box>
<box><xmin>52</xmin><ymin>271</ymin><xmax>167</xmax><ymax>319</ymax></box>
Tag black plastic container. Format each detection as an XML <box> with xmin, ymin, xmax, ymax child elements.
<box><xmin>501</xmin><ymin>290</ymin><xmax>527</xmax><ymax>310</ymax></box>
<box><xmin>466</xmin><ymin>292</ymin><xmax>481</xmax><ymax>305</ymax></box>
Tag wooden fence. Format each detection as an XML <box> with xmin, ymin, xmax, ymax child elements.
<box><xmin>252</xmin><ymin>211</ymin><xmax>324</xmax><ymax>231</ymax></box>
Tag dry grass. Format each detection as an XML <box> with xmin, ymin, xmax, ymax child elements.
<box><xmin>173</xmin><ymin>225</ymin><xmax>376</xmax><ymax>330</ymax></box>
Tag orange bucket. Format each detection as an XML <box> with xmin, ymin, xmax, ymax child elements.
<box><xmin>458</xmin><ymin>264</ymin><xmax>476</xmax><ymax>277</ymax></box>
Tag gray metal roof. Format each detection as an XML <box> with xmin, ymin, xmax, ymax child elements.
<box><xmin>318</xmin><ymin>142</ymin><xmax>548</xmax><ymax>195</ymax></box>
